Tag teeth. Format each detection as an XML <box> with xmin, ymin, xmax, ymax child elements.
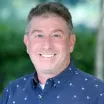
<box><xmin>41</xmin><ymin>54</ymin><xmax>54</xmax><ymax>58</ymax></box>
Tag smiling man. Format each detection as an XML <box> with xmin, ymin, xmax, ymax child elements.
<box><xmin>0</xmin><ymin>2</ymin><xmax>104</xmax><ymax>104</ymax></box>
<box><xmin>24</xmin><ymin>13</ymin><xmax>75</xmax><ymax>84</ymax></box>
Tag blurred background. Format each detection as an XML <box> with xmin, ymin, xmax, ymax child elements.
<box><xmin>0</xmin><ymin>0</ymin><xmax>104</xmax><ymax>95</ymax></box>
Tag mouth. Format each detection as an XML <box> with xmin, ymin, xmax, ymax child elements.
<box><xmin>39</xmin><ymin>54</ymin><xmax>56</xmax><ymax>58</ymax></box>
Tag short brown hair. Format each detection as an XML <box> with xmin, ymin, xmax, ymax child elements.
<box><xmin>27</xmin><ymin>2</ymin><xmax>73</xmax><ymax>33</ymax></box>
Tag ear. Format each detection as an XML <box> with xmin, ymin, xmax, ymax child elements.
<box><xmin>24</xmin><ymin>34</ymin><xmax>29</xmax><ymax>53</ymax></box>
<box><xmin>69</xmin><ymin>34</ymin><xmax>76</xmax><ymax>53</ymax></box>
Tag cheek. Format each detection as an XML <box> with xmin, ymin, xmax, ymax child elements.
<box><xmin>27</xmin><ymin>41</ymin><xmax>38</xmax><ymax>53</ymax></box>
<box><xmin>28</xmin><ymin>38</ymin><xmax>41</xmax><ymax>46</ymax></box>
<box><xmin>55</xmin><ymin>40</ymin><xmax>70</xmax><ymax>52</ymax></box>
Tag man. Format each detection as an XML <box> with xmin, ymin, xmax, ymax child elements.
<box><xmin>0</xmin><ymin>2</ymin><xmax>104</xmax><ymax>104</ymax></box>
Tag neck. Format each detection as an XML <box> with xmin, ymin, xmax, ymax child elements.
<box><xmin>37</xmin><ymin>59</ymin><xmax>71</xmax><ymax>84</ymax></box>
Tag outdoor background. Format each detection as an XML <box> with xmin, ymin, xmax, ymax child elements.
<box><xmin>0</xmin><ymin>0</ymin><xmax>104</xmax><ymax>95</ymax></box>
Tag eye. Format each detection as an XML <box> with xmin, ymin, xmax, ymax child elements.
<box><xmin>52</xmin><ymin>34</ymin><xmax>61</xmax><ymax>38</ymax></box>
<box><xmin>36</xmin><ymin>34</ymin><xmax>44</xmax><ymax>38</ymax></box>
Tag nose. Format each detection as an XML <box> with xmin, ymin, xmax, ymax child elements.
<box><xmin>42</xmin><ymin>37</ymin><xmax>53</xmax><ymax>50</ymax></box>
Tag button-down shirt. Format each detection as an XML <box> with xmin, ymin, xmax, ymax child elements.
<box><xmin>1</xmin><ymin>61</ymin><xmax>104</xmax><ymax>104</ymax></box>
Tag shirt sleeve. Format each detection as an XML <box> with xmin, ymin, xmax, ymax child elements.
<box><xmin>97</xmin><ymin>93</ymin><xmax>104</xmax><ymax>104</ymax></box>
<box><xmin>0</xmin><ymin>84</ymin><xmax>11</xmax><ymax>104</ymax></box>
<box><xmin>94</xmin><ymin>85</ymin><xmax>104</xmax><ymax>104</ymax></box>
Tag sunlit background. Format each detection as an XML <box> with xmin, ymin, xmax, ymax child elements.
<box><xmin>0</xmin><ymin>0</ymin><xmax>104</xmax><ymax>95</ymax></box>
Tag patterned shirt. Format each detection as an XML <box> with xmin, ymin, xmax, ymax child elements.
<box><xmin>1</xmin><ymin>61</ymin><xmax>104</xmax><ymax>104</ymax></box>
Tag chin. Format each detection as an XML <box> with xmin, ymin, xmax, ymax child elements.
<box><xmin>36</xmin><ymin>65</ymin><xmax>55</xmax><ymax>73</ymax></box>
<box><xmin>41</xmin><ymin>70</ymin><xmax>54</xmax><ymax>74</ymax></box>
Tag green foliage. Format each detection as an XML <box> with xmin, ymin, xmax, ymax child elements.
<box><xmin>0</xmin><ymin>22</ymin><xmax>96</xmax><ymax>94</ymax></box>
<box><xmin>72</xmin><ymin>30</ymin><xmax>96</xmax><ymax>75</ymax></box>
<box><xmin>0</xmin><ymin>22</ymin><xmax>34</xmax><ymax>94</ymax></box>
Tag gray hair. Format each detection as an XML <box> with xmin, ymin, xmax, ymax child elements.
<box><xmin>26</xmin><ymin>2</ymin><xmax>73</xmax><ymax>34</ymax></box>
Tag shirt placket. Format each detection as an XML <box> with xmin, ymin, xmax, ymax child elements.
<box><xmin>37</xmin><ymin>78</ymin><xmax>53</xmax><ymax>104</ymax></box>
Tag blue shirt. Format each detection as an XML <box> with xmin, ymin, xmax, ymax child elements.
<box><xmin>1</xmin><ymin>61</ymin><xmax>104</xmax><ymax>104</ymax></box>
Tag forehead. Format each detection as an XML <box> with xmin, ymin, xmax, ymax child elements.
<box><xmin>31</xmin><ymin>13</ymin><xmax>66</xmax><ymax>22</ymax></box>
<box><xmin>29</xmin><ymin>14</ymin><xmax>68</xmax><ymax>30</ymax></box>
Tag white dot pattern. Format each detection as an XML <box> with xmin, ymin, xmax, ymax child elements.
<box><xmin>85</xmin><ymin>78</ymin><xmax>88</xmax><ymax>81</ymax></box>
<box><xmin>57</xmin><ymin>95</ymin><xmax>60</xmax><ymax>99</ymax></box>
<box><xmin>23</xmin><ymin>78</ymin><xmax>27</xmax><ymax>80</ymax></box>
<box><xmin>13</xmin><ymin>101</ymin><xmax>15</xmax><ymax>104</ymax></box>
<box><xmin>87</xmin><ymin>96</ymin><xmax>90</xmax><ymax>99</ymax></box>
<box><xmin>54</xmin><ymin>84</ymin><xmax>56</xmax><ymax>87</ymax></box>
<box><xmin>24</xmin><ymin>97</ymin><xmax>27</xmax><ymax>100</ymax></box>
<box><xmin>9</xmin><ymin>95</ymin><xmax>11</xmax><ymax>98</ymax></box>
<box><xmin>95</xmin><ymin>84</ymin><xmax>98</xmax><ymax>88</ymax></box>
<box><xmin>58</xmin><ymin>81</ymin><xmax>60</xmax><ymax>84</ymax></box>
<box><xmin>73</xmin><ymin>95</ymin><xmax>77</xmax><ymax>98</ymax></box>
<box><xmin>100</xmin><ymin>93</ymin><xmax>103</xmax><ymax>96</ymax></box>
<box><xmin>69</xmin><ymin>68</ymin><xmax>72</xmax><ymax>71</ymax></box>
<box><xmin>6</xmin><ymin>89</ymin><xmax>8</xmax><ymax>92</ymax></box>
<box><xmin>22</xmin><ymin>88</ymin><xmax>25</xmax><ymax>91</ymax></box>
<box><xmin>75</xmin><ymin>71</ymin><xmax>78</xmax><ymax>74</ymax></box>
<box><xmin>69</xmin><ymin>83</ymin><xmax>73</xmax><ymax>86</ymax></box>
<box><xmin>16</xmin><ymin>85</ymin><xmax>19</xmax><ymax>88</ymax></box>
<box><xmin>81</xmin><ymin>87</ymin><xmax>85</xmax><ymax>90</ymax></box>
<box><xmin>1</xmin><ymin>64</ymin><xmax>104</xmax><ymax>104</ymax></box>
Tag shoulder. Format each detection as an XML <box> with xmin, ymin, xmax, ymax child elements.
<box><xmin>77</xmin><ymin>68</ymin><xmax>103</xmax><ymax>84</ymax></box>
<box><xmin>71</xmin><ymin>61</ymin><xmax>103</xmax><ymax>86</ymax></box>
<box><xmin>72</xmin><ymin>67</ymin><xmax>104</xmax><ymax>100</ymax></box>
<box><xmin>5</xmin><ymin>73</ymin><xmax>34</xmax><ymax>95</ymax></box>
<box><xmin>75</xmin><ymin>68</ymin><xmax>104</xmax><ymax>94</ymax></box>
<box><xmin>10</xmin><ymin>73</ymin><xmax>34</xmax><ymax>85</ymax></box>
<box><xmin>78</xmin><ymin>69</ymin><xmax>104</xmax><ymax>101</ymax></box>
<box><xmin>0</xmin><ymin>73</ymin><xmax>34</xmax><ymax>104</ymax></box>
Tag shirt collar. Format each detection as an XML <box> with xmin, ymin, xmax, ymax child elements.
<box><xmin>32</xmin><ymin>72</ymin><xmax>39</xmax><ymax>87</ymax></box>
<box><xmin>52</xmin><ymin>60</ymin><xmax>76</xmax><ymax>87</ymax></box>
<box><xmin>32</xmin><ymin>60</ymin><xmax>76</xmax><ymax>87</ymax></box>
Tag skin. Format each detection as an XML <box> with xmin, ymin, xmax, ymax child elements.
<box><xmin>24</xmin><ymin>14</ymin><xmax>76</xmax><ymax>84</ymax></box>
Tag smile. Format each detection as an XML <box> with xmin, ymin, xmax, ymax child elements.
<box><xmin>39</xmin><ymin>54</ymin><xmax>56</xmax><ymax>58</ymax></box>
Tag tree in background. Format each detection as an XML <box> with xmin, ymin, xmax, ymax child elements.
<box><xmin>95</xmin><ymin>0</ymin><xmax>104</xmax><ymax>80</ymax></box>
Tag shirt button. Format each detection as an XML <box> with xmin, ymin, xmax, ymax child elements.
<box><xmin>38</xmin><ymin>95</ymin><xmax>43</xmax><ymax>100</ymax></box>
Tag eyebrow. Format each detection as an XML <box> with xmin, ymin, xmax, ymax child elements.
<box><xmin>31</xmin><ymin>29</ymin><xmax>64</xmax><ymax>35</ymax></box>
<box><xmin>52</xmin><ymin>29</ymin><xmax>64</xmax><ymax>34</ymax></box>
<box><xmin>31</xmin><ymin>30</ymin><xmax>43</xmax><ymax>35</ymax></box>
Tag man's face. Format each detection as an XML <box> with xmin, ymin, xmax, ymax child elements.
<box><xmin>24</xmin><ymin>15</ymin><xmax>76</xmax><ymax>75</ymax></box>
